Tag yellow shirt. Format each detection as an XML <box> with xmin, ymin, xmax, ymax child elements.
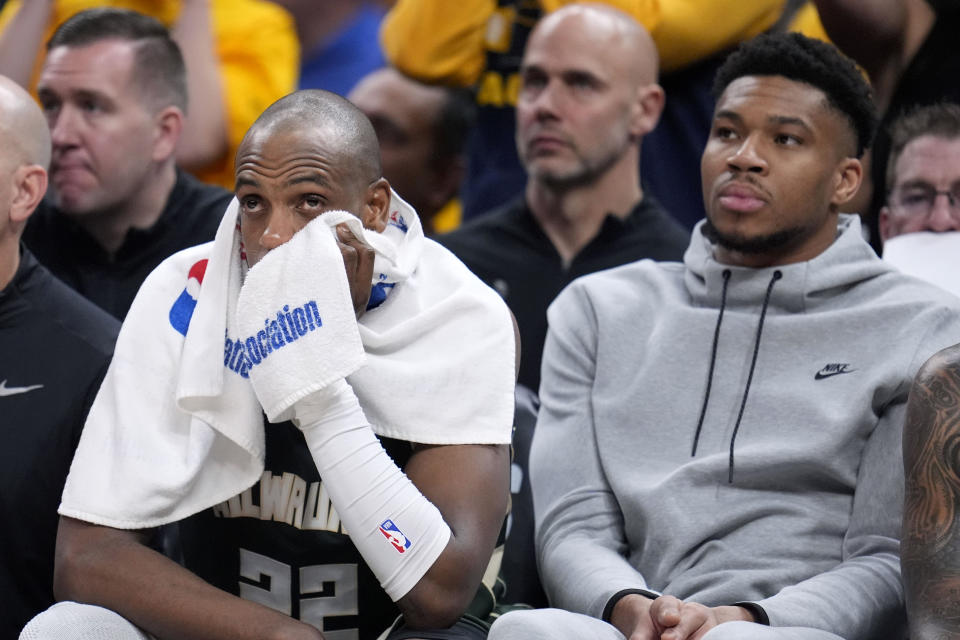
<box><xmin>382</xmin><ymin>0</ymin><xmax>829</xmax><ymax>84</ymax></box>
<box><xmin>0</xmin><ymin>0</ymin><xmax>299</xmax><ymax>189</ymax></box>
<box><xmin>787</xmin><ymin>1</ymin><xmax>830</xmax><ymax>43</ymax></box>
<box><xmin>432</xmin><ymin>198</ymin><xmax>462</xmax><ymax>234</ymax></box>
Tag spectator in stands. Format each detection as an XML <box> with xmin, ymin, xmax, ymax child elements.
<box><xmin>813</xmin><ymin>0</ymin><xmax>960</xmax><ymax>251</ymax></box>
<box><xmin>0</xmin><ymin>74</ymin><xmax>119</xmax><ymax>639</ymax></box>
<box><xmin>880</xmin><ymin>102</ymin><xmax>960</xmax><ymax>241</ymax></box>
<box><xmin>488</xmin><ymin>32</ymin><xmax>960</xmax><ymax>640</ymax></box>
<box><xmin>21</xmin><ymin>9</ymin><xmax>231</xmax><ymax>319</ymax></box>
<box><xmin>877</xmin><ymin>102</ymin><xmax>960</xmax><ymax>296</ymax></box>
<box><xmin>0</xmin><ymin>0</ymin><xmax>298</xmax><ymax>189</ymax></box>
<box><xmin>348</xmin><ymin>67</ymin><xmax>474</xmax><ymax>235</ymax></box>
<box><xmin>438</xmin><ymin>4</ymin><xmax>688</xmax><ymax>392</ymax></box>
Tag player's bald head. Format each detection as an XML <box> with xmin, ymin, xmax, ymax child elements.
<box><xmin>529</xmin><ymin>3</ymin><xmax>658</xmax><ymax>86</ymax></box>
<box><xmin>0</xmin><ymin>76</ymin><xmax>51</xmax><ymax>171</ymax></box>
<box><xmin>240</xmin><ymin>90</ymin><xmax>382</xmax><ymax>188</ymax></box>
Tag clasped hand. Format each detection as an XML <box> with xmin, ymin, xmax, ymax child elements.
<box><xmin>612</xmin><ymin>594</ymin><xmax>755</xmax><ymax>640</ymax></box>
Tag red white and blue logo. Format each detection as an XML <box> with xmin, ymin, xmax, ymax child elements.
<box><xmin>387</xmin><ymin>209</ymin><xmax>408</xmax><ymax>233</ymax></box>
<box><xmin>169</xmin><ymin>259</ymin><xmax>208</xmax><ymax>336</ymax></box>
<box><xmin>379</xmin><ymin>519</ymin><xmax>412</xmax><ymax>554</ymax></box>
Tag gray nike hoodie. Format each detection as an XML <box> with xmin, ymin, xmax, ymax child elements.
<box><xmin>531</xmin><ymin>215</ymin><xmax>960</xmax><ymax>639</ymax></box>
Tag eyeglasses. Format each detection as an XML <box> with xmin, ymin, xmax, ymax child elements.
<box><xmin>889</xmin><ymin>184</ymin><xmax>960</xmax><ymax>218</ymax></box>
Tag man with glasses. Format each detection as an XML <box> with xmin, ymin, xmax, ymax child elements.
<box><xmin>879</xmin><ymin>102</ymin><xmax>960</xmax><ymax>242</ymax></box>
<box><xmin>878</xmin><ymin>103</ymin><xmax>960</xmax><ymax>297</ymax></box>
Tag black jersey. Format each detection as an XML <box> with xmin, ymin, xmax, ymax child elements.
<box><xmin>179</xmin><ymin>418</ymin><xmax>414</xmax><ymax>640</ymax></box>
<box><xmin>0</xmin><ymin>247</ymin><xmax>119</xmax><ymax>637</ymax></box>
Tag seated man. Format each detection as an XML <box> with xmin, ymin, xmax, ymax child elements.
<box><xmin>880</xmin><ymin>102</ymin><xmax>960</xmax><ymax>242</ymax></box>
<box><xmin>0</xmin><ymin>0</ymin><xmax>298</xmax><ymax>189</ymax></box>
<box><xmin>878</xmin><ymin>102</ymin><xmax>960</xmax><ymax>296</ymax></box>
<box><xmin>348</xmin><ymin>67</ymin><xmax>475</xmax><ymax>237</ymax></box>
<box><xmin>488</xmin><ymin>33</ymin><xmax>960</xmax><ymax>640</ymax></box>
<box><xmin>902</xmin><ymin>348</ymin><xmax>960</xmax><ymax>638</ymax></box>
<box><xmin>22</xmin><ymin>90</ymin><xmax>515</xmax><ymax>640</ymax></box>
<box><xmin>23</xmin><ymin>8</ymin><xmax>232</xmax><ymax>319</ymax></box>
<box><xmin>0</xmin><ymin>74</ymin><xmax>119</xmax><ymax>639</ymax></box>
<box><xmin>437</xmin><ymin>4</ymin><xmax>689</xmax><ymax>393</ymax></box>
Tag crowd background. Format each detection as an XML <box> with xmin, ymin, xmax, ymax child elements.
<box><xmin>5</xmin><ymin>1</ymin><xmax>960</xmax><ymax>639</ymax></box>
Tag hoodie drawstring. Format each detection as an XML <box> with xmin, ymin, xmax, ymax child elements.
<box><xmin>727</xmin><ymin>270</ymin><xmax>782</xmax><ymax>483</ymax></box>
<box><xmin>691</xmin><ymin>269</ymin><xmax>731</xmax><ymax>457</ymax></box>
<box><xmin>690</xmin><ymin>269</ymin><xmax>782</xmax><ymax>484</ymax></box>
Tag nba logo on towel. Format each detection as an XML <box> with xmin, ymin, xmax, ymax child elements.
<box><xmin>169</xmin><ymin>259</ymin><xmax>208</xmax><ymax>336</ymax></box>
<box><xmin>388</xmin><ymin>209</ymin><xmax>408</xmax><ymax>233</ymax></box>
<box><xmin>379</xmin><ymin>519</ymin><xmax>412</xmax><ymax>554</ymax></box>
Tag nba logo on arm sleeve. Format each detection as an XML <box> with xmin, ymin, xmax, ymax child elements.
<box><xmin>379</xmin><ymin>519</ymin><xmax>412</xmax><ymax>554</ymax></box>
<box><xmin>169</xmin><ymin>259</ymin><xmax>208</xmax><ymax>336</ymax></box>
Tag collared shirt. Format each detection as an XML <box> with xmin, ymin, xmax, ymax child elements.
<box><xmin>437</xmin><ymin>196</ymin><xmax>689</xmax><ymax>390</ymax></box>
<box><xmin>23</xmin><ymin>170</ymin><xmax>231</xmax><ymax>319</ymax></box>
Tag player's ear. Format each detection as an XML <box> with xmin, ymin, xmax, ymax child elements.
<box><xmin>361</xmin><ymin>178</ymin><xmax>391</xmax><ymax>232</ymax></box>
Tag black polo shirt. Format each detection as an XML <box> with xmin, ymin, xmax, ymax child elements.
<box><xmin>23</xmin><ymin>170</ymin><xmax>231</xmax><ymax>319</ymax></box>
<box><xmin>437</xmin><ymin>196</ymin><xmax>689</xmax><ymax>391</ymax></box>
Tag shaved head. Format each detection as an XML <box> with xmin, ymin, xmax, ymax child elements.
<box><xmin>241</xmin><ymin>90</ymin><xmax>382</xmax><ymax>189</ymax></box>
<box><xmin>0</xmin><ymin>75</ymin><xmax>51</xmax><ymax>289</ymax></box>
<box><xmin>531</xmin><ymin>3</ymin><xmax>659</xmax><ymax>86</ymax></box>
<box><xmin>0</xmin><ymin>76</ymin><xmax>51</xmax><ymax>171</ymax></box>
<box><xmin>516</xmin><ymin>2</ymin><xmax>663</xmax><ymax>193</ymax></box>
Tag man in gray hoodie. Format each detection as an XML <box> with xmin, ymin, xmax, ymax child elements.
<box><xmin>488</xmin><ymin>32</ymin><xmax>960</xmax><ymax>640</ymax></box>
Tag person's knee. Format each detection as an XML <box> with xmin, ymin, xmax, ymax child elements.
<box><xmin>489</xmin><ymin>610</ymin><xmax>549</xmax><ymax>640</ymax></box>
<box><xmin>489</xmin><ymin>609</ymin><xmax>570</xmax><ymax>640</ymax></box>
<box><xmin>20</xmin><ymin>601</ymin><xmax>150</xmax><ymax>640</ymax></box>
<box><xmin>489</xmin><ymin>608</ymin><xmax>623</xmax><ymax>640</ymax></box>
<box><xmin>703</xmin><ymin>621</ymin><xmax>770</xmax><ymax>640</ymax></box>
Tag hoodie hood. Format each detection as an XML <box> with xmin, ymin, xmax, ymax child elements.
<box><xmin>683</xmin><ymin>214</ymin><xmax>893</xmax><ymax>313</ymax></box>
<box><xmin>681</xmin><ymin>214</ymin><xmax>897</xmax><ymax>482</ymax></box>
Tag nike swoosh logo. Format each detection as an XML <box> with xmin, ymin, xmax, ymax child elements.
<box><xmin>0</xmin><ymin>379</ymin><xmax>44</xmax><ymax>397</ymax></box>
<box><xmin>814</xmin><ymin>366</ymin><xmax>856</xmax><ymax>380</ymax></box>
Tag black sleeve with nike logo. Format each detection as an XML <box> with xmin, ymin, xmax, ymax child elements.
<box><xmin>0</xmin><ymin>247</ymin><xmax>119</xmax><ymax>638</ymax></box>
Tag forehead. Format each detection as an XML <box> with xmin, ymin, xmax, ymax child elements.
<box><xmin>236</xmin><ymin>126</ymin><xmax>350</xmax><ymax>182</ymax></box>
<box><xmin>715</xmin><ymin>75</ymin><xmax>835</xmax><ymax>126</ymax></box>
<box><xmin>39</xmin><ymin>40</ymin><xmax>137</xmax><ymax>94</ymax></box>
<box><xmin>523</xmin><ymin>13</ymin><xmax>621</xmax><ymax>78</ymax></box>
<box><xmin>894</xmin><ymin>135</ymin><xmax>960</xmax><ymax>183</ymax></box>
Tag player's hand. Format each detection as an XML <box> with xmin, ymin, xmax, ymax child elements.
<box><xmin>610</xmin><ymin>594</ymin><xmax>662</xmax><ymax>640</ymax></box>
<box><xmin>335</xmin><ymin>223</ymin><xmax>375</xmax><ymax>318</ymax></box>
<box><xmin>650</xmin><ymin>596</ymin><xmax>755</xmax><ymax>640</ymax></box>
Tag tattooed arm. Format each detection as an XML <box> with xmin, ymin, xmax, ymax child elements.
<box><xmin>903</xmin><ymin>344</ymin><xmax>960</xmax><ymax>640</ymax></box>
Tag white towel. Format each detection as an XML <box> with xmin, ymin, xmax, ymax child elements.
<box><xmin>237</xmin><ymin>211</ymin><xmax>367</xmax><ymax>422</ymax></box>
<box><xmin>60</xmin><ymin>191</ymin><xmax>515</xmax><ymax>529</ymax></box>
<box><xmin>882</xmin><ymin>231</ymin><xmax>960</xmax><ymax>299</ymax></box>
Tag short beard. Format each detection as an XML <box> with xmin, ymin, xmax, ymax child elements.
<box><xmin>523</xmin><ymin>141</ymin><xmax>628</xmax><ymax>192</ymax></box>
<box><xmin>701</xmin><ymin>219</ymin><xmax>805</xmax><ymax>255</ymax></box>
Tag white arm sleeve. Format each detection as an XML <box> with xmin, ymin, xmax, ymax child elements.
<box><xmin>293</xmin><ymin>380</ymin><xmax>452</xmax><ymax>601</ymax></box>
